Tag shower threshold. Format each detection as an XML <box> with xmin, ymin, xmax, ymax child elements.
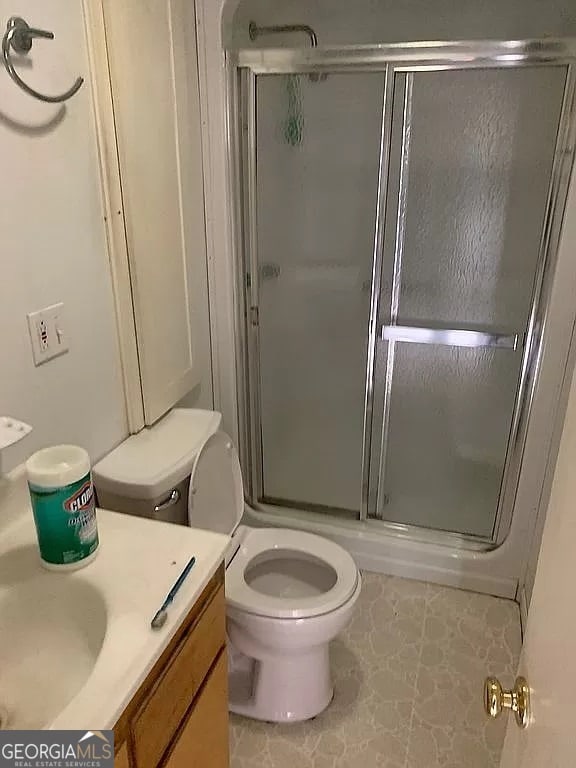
<box><xmin>244</xmin><ymin>501</ymin><xmax>518</xmax><ymax>599</ymax></box>
<box><xmin>260</xmin><ymin>495</ymin><xmax>358</xmax><ymax>521</ymax></box>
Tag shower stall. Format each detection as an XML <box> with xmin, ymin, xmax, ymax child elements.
<box><xmin>224</xmin><ymin>34</ymin><xmax>576</xmax><ymax>590</ymax></box>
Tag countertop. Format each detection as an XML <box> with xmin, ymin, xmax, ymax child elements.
<box><xmin>0</xmin><ymin>466</ymin><xmax>229</xmax><ymax>730</ymax></box>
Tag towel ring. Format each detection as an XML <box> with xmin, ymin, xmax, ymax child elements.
<box><xmin>2</xmin><ymin>16</ymin><xmax>83</xmax><ymax>103</ymax></box>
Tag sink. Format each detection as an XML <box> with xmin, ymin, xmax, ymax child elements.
<box><xmin>0</xmin><ymin>560</ymin><xmax>107</xmax><ymax>729</ymax></box>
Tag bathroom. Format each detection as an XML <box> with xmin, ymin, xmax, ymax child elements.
<box><xmin>1</xmin><ymin>0</ymin><xmax>576</xmax><ymax>765</ymax></box>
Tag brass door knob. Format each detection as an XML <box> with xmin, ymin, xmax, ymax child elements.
<box><xmin>484</xmin><ymin>676</ymin><xmax>531</xmax><ymax>729</ymax></box>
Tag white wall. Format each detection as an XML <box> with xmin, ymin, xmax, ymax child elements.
<box><xmin>0</xmin><ymin>0</ymin><xmax>127</xmax><ymax>471</ymax></box>
<box><xmin>521</xmin><ymin>272</ymin><xmax>576</xmax><ymax>609</ymax></box>
<box><xmin>228</xmin><ymin>0</ymin><xmax>575</xmax><ymax>47</ymax></box>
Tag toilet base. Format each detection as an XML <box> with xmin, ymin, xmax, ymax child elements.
<box><xmin>228</xmin><ymin>644</ymin><xmax>333</xmax><ymax>723</ymax></box>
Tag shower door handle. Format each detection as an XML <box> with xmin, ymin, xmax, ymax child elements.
<box><xmin>381</xmin><ymin>325</ymin><xmax>519</xmax><ymax>350</ymax></box>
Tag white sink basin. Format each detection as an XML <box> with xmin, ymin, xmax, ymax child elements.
<box><xmin>0</xmin><ymin>549</ymin><xmax>107</xmax><ymax>729</ymax></box>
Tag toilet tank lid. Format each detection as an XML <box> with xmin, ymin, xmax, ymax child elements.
<box><xmin>92</xmin><ymin>409</ymin><xmax>222</xmax><ymax>500</ymax></box>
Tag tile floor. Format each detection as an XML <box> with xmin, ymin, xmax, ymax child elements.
<box><xmin>229</xmin><ymin>572</ymin><xmax>522</xmax><ymax>768</ymax></box>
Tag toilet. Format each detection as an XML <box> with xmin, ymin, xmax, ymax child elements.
<box><xmin>93</xmin><ymin>408</ymin><xmax>361</xmax><ymax>723</ymax></box>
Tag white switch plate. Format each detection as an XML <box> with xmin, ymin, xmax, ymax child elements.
<box><xmin>27</xmin><ymin>303</ymin><xmax>68</xmax><ymax>366</ymax></box>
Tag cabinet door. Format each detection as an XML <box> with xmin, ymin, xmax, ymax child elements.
<box><xmin>101</xmin><ymin>0</ymin><xmax>211</xmax><ymax>424</ymax></box>
<box><xmin>132</xmin><ymin>586</ymin><xmax>226</xmax><ymax>768</ymax></box>
<box><xmin>164</xmin><ymin>651</ymin><xmax>229</xmax><ymax>768</ymax></box>
<box><xmin>114</xmin><ymin>743</ymin><xmax>130</xmax><ymax>768</ymax></box>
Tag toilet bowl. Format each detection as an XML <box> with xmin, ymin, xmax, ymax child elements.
<box><xmin>225</xmin><ymin>526</ymin><xmax>360</xmax><ymax>721</ymax></box>
<box><xmin>93</xmin><ymin>408</ymin><xmax>361</xmax><ymax>723</ymax></box>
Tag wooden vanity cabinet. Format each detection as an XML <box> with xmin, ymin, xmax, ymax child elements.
<box><xmin>114</xmin><ymin>566</ymin><xmax>229</xmax><ymax>768</ymax></box>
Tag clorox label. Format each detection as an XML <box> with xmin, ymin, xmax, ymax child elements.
<box><xmin>64</xmin><ymin>481</ymin><xmax>94</xmax><ymax>513</ymax></box>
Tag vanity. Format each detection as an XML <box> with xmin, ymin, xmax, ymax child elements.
<box><xmin>114</xmin><ymin>567</ymin><xmax>228</xmax><ymax>768</ymax></box>
<box><xmin>0</xmin><ymin>467</ymin><xmax>230</xmax><ymax>767</ymax></box>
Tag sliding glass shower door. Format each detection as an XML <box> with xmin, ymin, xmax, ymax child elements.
<box><xmin>369</xmin><ymin>67</ymin><xmax>566</xmax><ymax>538</ymax></box>
<box><xmin>253</xmin><ymin>73</ymin><xmax>384</xmax><ymax>514</ymax></box>
<box><xmin>234</xmin><ymin>41</ymin><xmax>575</xmax><ymax>545</ymax></box>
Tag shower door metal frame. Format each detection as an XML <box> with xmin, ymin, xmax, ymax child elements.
<box><xmin>228</xmin><ymin>38</ymin><xmax>576</xmax><ymax>550</ymax></box>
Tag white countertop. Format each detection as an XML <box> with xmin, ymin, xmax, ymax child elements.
<box><xmin>0</xmin><ymin>466</ymin><xmax>229</xmax><ymax>730</ymax></box>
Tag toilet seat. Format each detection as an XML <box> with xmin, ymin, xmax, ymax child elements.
<box><xmin>226</xmin><ymin>527</ymin><xmax>358</xmax><ymax>620</ymax></box>
<box><xmin>187</xmin><ymin>430</ymin><xmax>244</xmax><ymax>535</ymax></box>
<box><xmin>186</xmin><ymin>426</ymin><xmax>359</xmax><ymax>621</ymax></box>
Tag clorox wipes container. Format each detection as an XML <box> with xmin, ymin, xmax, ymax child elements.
<box><xmin>26</xmin><ymin>445</ymin><xmax>99</xmax><ymax>570</ymax></box>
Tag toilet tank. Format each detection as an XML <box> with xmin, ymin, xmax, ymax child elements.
<box><xmin>93</xmin><ymin>409</ymin><xmax>221</xmax><ymax>526</ymax></box>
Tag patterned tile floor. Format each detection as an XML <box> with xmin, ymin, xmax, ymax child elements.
<box><xmin>229</xmin><ymin>572</ymin><xmax>521</xmax><ymax>768</ymax></box>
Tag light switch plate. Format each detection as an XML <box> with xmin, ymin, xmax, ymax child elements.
<box><xmin>27</xmin><ymin>303</ymin><xmax>68</xmax><ymax>366</ymax></box>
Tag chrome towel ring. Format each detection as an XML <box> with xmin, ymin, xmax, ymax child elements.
<box><xmin>2</xmin><ymin>16</ymin><xmax>83</xmax><ymax>103</ymax></box>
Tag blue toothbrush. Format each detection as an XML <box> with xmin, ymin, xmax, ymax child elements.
<box><xmin>151</xmin><ymin>556</ymin><xmax>196</xmax><ymax>629</ymax></box>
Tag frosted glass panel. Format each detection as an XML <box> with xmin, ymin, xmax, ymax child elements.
<box><xmin>397</xmin><ymin>68</ymin><xmax>566</xmax><ymax>331</ymax></box>
<box><xmin>256</xmin><ymin>73</ymin><xmax>385</xmax><ymax>511</ymax></box>
<box><xmin>375</xmin><ymin>67</ymin><xmax>566</xmax><ymax>536</ymax></box>
<box><xmin>382</xmin><ymin>345</ymin><xmax>520</xmax><ymax>537</ymax></box>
